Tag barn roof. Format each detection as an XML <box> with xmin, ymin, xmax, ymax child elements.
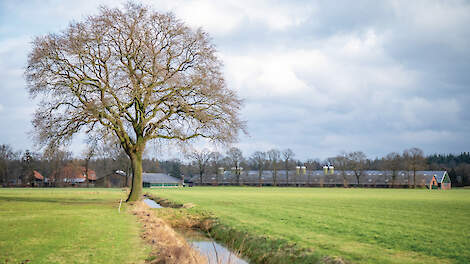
<box><xmin>53</xmin><ymin>164</ymin><xmax>97</xmax><ymax>181</ymax></box>
<box><xmin>190</xmin><ymin>170</ymin><xmax>448</xmax><ymax>185</ymax></box>
<box><xmin>142</xmin><ymin>173</ymin><xmax>181</xmax><ymax>184</ymax></box>
<box><xmin>33</xmin><ymin>170</ymin><xmax>44</xmax><ymax>180</ymax></box>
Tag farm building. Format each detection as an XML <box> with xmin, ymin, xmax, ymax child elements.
<box><xmin>50</xmin><ymin>164</ymin><xmax>97</xmax><ymax>185</ymax></box>
<box><xmin>423</xmin><ymin>171</ymin><xmax>451</xmax><ymax>190</ymax></box>
<box><xmin>95</xmin><ymin>171</ymin><xmax>128</xmax><ymax>188</ymax></box>
<box><xmin>142</xmin><ymin>173</ymin><xmax>182</xmax><ymax>188</ymax></box>
<box><xmin>31</xmin><ymin>170</ymin><xmax>44</xmax><ymax>187</ymax></box>
<box><xmin>190</xmin><ymin>169</ymin><xmax>451</xmax><ymax>189</ymax></box>
<box><xmin>17</xmin><ymin>170</ymin><xmax>45</xmax><ymax>187</ymax></box>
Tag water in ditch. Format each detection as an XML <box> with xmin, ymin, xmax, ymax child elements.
<box><xmin>143</xmin><ymin>198</ymin><xmax>248</xmax><ymax>263</ymax></box>
<box><xmin>143</xmin><ymin>198</ymin><xmax>163</xmax><ymax>208</ymax></box>
<box><xmin>179</xmin><ymin>229</ymin><xmax>249</xmax><ymax>264</ymax></box>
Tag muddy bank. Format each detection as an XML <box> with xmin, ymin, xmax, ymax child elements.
<box><xmin>132</xmin><ymin>201</ymin><xmax>207</xmax><ymax>264</ymax></box>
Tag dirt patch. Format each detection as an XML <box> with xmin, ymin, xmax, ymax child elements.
<box><xmin>132</xmin><ymin>201</ymin><xmax>207</xmax><ymax>264</ymax></box>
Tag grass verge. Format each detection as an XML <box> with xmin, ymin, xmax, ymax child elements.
<box><xmin>0</xmin><ymin>188</ymin><xmax>150</xmax><ymax>264</ymax></box>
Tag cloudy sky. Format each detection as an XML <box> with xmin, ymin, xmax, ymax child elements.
<box><xmin>0</xmin><ymin>0</ymin><xmax>469</xmax><ymax>160</ymax></box>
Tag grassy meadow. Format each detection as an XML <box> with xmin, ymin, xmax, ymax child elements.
<box><xmin>0</xmin><ymin>188</ymin><xmax>149</xmax><ymax>264</ymax></box>
<box><xmin>149</xmin><ymin>187</ymin><xmax>470</xmax><ymax>264</ymax></box>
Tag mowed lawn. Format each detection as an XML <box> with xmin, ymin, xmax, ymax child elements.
<box><xmin>0</xmin><ymin>188</ymin><xmax>149</xmax><ymax>264</ymax></box>
<box><xmin>150</xmin><ymin>187</ymin><xmax>470</xmax><ymax>264</ymax></box>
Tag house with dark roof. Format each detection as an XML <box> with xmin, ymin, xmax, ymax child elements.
<box><xmin>142</xmin><ymin>173</ymin><xmax>182</xmax><ymax>188</ymax></box>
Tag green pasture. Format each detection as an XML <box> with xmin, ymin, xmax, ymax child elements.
<box><xmin>0</xmin><ymin>188</ymin><xmax>149</xmax><ymax>264</ymax></box>
<box><xmin>149</xmin><ymin>187</ymin><xmax>470</xmax><ymax>264</ymax></box>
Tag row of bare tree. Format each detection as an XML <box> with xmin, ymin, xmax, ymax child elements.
<box><xmin>185</xmin><ymin>147</ymin><xmax>469</xmax><ymax>187</ymax></box>
<box><xmin>1</xmin><ymin>142</ymin><xmax>469</xmax><ymax>187</ymax></box>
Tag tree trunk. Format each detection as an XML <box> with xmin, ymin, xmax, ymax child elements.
<box><xmin>273</xmin><ymin>168</ymin><xmax>277</xmax><ymax>186</ymax></box>
<box><xmin>258</xmin><ymin>169</ymin><xmax>262</xmax><ymax>187</ymax></box>
<box><xmin>285</xmin><ymin>161</ymin><xmax>289</xmax><ymax>185</ymax></box>
<box><xmin>85</xmin><ymin>159</ymin><xmax>89</xmax><ymax>188</ymax></box>
<box><xmin>235</xmin><ymin>163</ymin><xmax>240</xmax><ymax>186</ymax></box>
<box><xmin>199</xmin><ymin>171</ymin><xmax>203</xmax><ymax>185</ymax></box>
<box><xmin>127</xmin><ymin>151</ymin><xmax>143</xmax><ymax>202</ymax></box>
<box><xmin>413</xmin><ymin>169</ymin><xmax>417</xmax><ymax>189</ymax></box>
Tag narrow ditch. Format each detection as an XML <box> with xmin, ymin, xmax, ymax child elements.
<box><xmin>179</xmin><ymin>228</ymin><xmax>249</xmax><ymax>264</ymax></box>
<box><xmin>143</xmin><ymin>198</ymin><xmax>163</xmax><ymax>208</ymax></box>
<box><xmin>142</xmin><ymin>197</ymin><xmax>249</xmax><ymax>264</ymax></box>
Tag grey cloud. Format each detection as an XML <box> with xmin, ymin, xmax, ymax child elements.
<box><xmin>0</xmin><ymin>0</ymin><xmax>469</xmax><ymax>160</ymax></box>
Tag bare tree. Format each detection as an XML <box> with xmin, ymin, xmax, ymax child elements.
<box><xmin>82</xmin><ymin>144</ymin><xmax>96</xmax><ymax>188</ymax></box>
<box><xmin>331</xmin><ymin>153</ymin><xmax>349</xmax><ymax>187</ymax></box>
<box><xmin>304</xmin><ymin>159</ymin><xmax>320</xmax><ymax>186</ymax></box>
<box><xmin>187</xmin><ymin>149</ymin><xmax>212</xmax><ymax>185</ymax></box>
<box><xmin>21</xmin><ymin>150</ymin><xmax>35</xmax><ymax>186</ymax></box>
<box><xmin>210</xmin><ymin>151</ymin><xmax>223</xmax><ymax>185</ymax></box>
<box><xmin>0</xmin><ymin>144</ymin><xmax>15</xmax><ymax>186</ymax></box>
<box><xmin>403</xmin><ymin>148</ymin><xmax>425</xmax><ymax>188</ymax></box>
<box><xmin>251</xmin><ymin>151</ymin><xmax>266</xmax><ymax>187</ymax></box>
<box><xmin>348</xmin><ymin>151</ymin><xmax>367</xmax><ymax>185</ymax></box>
<box><xmin>25</xmin><ymin>3</ymin><xmax>244</xmax><ymax>201</ymax></box>
<box><xmin>43</xmin><ymin>147</ymin><xmax>72</xmax><ymax>186</ymax></box>
<box><xmin>383</xmin><ymin>152</ymin><xmax>401</xmax><ymax>187</ymax></box>
<box><xmin>267</xmin><ymin>149</ymin><xmax>280</xmax><ymax>186</ymax></box>
<box><xmin>226</xmin><ymin>147</ymin><xmax>243</xmax><ymax>185</ymax></box>
<box><xmin>282</xmin><ymin>148</ymin><xmax>295</xmax><ymax>185</ymax></box>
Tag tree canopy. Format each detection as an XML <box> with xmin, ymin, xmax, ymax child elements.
<box><xmin>25</xmin><ymin>3</ymin><xmax>244</xmax><ymax>201</ymax></box>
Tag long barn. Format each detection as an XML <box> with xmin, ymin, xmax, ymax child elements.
<box><xmin>189</xmin><ymin>170</ymin><xmax>451</xmax><ymax>189</ymax></box>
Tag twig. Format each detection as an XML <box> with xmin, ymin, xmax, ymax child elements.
<box><xmin>118</xmin><ymin>199</ymin><xmax>122</xmax><ymax>213</ymax></box>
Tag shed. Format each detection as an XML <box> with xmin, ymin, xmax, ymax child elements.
<box><xmin>30</xmin><ymin>170</ymin><xmax>44</xmax><ymax>187</ymax></box>
<box><xmin>142</xmin><ymin>173</ymin><xmax>182</xmax><ymax>188</ymax></box>
<box><xmin>33</xmin><ymin>170</ymin><xmax>44</xmax><ymax>181</ymax></box>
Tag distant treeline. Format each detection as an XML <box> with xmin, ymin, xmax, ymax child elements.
<box><xmin>1</xmin><ymin>143</ymin><xmax>469</xmax><ymax>186</ymax></box>
<box><xmin>426</xmin><ymin>152</ymin><xmax>470</xmax><ymax>186</ymax></box>
<box><xmin>427</xmin><ymin>152</ymin><xmax>470</xmax><ymax>165</ymax></box>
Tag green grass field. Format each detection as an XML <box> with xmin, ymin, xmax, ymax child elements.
<box><xmin>0</xmin><ymin>188</ymin><xmax>149</xmax><ymax>264</ymax></box>
<box><xmin>149</xmin><ymin>187</ymin><xmax>470</xmax><ymax>264</ymax></box>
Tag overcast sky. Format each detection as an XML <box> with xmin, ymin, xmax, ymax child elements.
<box><xmin>1</xmin><ymin>0</ymin><xmax>469</xmax><ymax>160</ymax></box>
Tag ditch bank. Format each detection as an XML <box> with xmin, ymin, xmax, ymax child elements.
<box><xmin>145</xmin><ymin>194</ymin><xmax>346</xmax><ymax>264</ymax></box>
<box><xmin>142</xmin><ymin>196</ymin><xmax>248</xmax><ymax>264</ymax></box>
<box><xmin>131</xmin><ymin>200</ymin><xmax>207</xmax><ymax>264</ymax></box>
